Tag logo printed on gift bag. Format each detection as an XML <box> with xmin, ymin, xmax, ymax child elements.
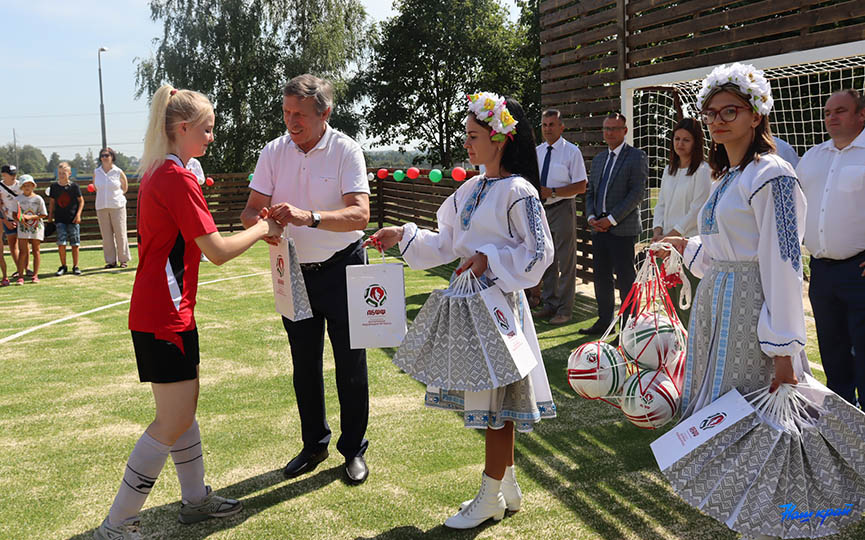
<box><xmin>276</xmin><ymin>255</ymin><xmax>285</xmax><ymax>278</ymax></box>
<box><xmin>699</xmin><ymin>412</ymin><xmax>727</xmax><ymax>430</ymax></box>
<box><xmin>492</xmin><ymin>307</ymin><xmax>510</xmax><ymax>332</ymax></box>
<box><xmin>365</xmin><ymin>284</ymin><xmax>387</xmax><ymax>308</ymax></box>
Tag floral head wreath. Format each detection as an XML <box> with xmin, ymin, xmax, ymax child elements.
<box><xmin>696</xmin><ymin>63</ymin><xmax>774</xmax><ymax>116</ymax></box>
<box><xmin>467</xmin><ymin>92</ymin><xmax>517</xmax><ymax>142</ymax></box>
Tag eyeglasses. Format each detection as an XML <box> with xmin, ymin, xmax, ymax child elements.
<box><xmin>100</xmin><ymin>154</ymin><xmax>111</xmax><ymax>158</ymax></box>
<box><xmin>700</xmin><ymin>105</ymin><xmax>751</xmax><ymax>125</ymax></box>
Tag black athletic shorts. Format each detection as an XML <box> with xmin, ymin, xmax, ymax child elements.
<box><xmin>130</xmin><ymin>327</ymin><xmax>200</xmax><ymax>383</ymax></box>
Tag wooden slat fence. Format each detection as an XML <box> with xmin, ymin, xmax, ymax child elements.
<box><xmin>538</xmin><ymin>0</ymin><xmax>865</xmax><ymax>283</ymax></box>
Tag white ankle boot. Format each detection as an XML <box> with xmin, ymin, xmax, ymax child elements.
<box><xmin>445</xmin><ymin>472</ymin><xmax>506</xmax><ymax>529</ymax></box>
<box><xmin>460</xmin><ymin>465</ymin><xmax>522</xmax><ymax>512</ymax></box>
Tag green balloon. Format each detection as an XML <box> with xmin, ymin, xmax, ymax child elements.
<box><xmin>429</xmin><ymin>169</ymin><xmax>443</xmax><ymax>183</ymax></box>
<box><xmin>393</xmin><ymin>170</ymin><xmax>405</xmax><ymax>182</ymax></box>
<box><xmin>247</xmin><ymin>173</ymin><xmax>253</xmax><ymax>182</ymax></box>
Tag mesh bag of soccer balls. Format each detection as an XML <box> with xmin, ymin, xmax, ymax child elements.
<box><xmin>567</xmin><ymin>244</ymin><xmax>692</xmax><ymax>429</ymax></box>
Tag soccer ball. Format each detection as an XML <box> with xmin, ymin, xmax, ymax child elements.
<box><xmin>621</xmin><ymin>312</ymin><xmax>683</xmax><ymax>371</ymax></box>
<box><xmin>567</xmin><ymin>341</ymin><xmax>628</xmax><ymax>399</ymax></box>
<box><xmin>663</xmin><ymin>348</ymin><xmax>687</xmax><ymax>387</ymax></box>
<box><xmin>621</xmin><ymin>370</ymin><xmax>680</xmax><ymax>428</ymax></box>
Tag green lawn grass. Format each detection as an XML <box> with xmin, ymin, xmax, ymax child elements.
<box><xmin>0</xmin><ymin>243</ymin><xmax>860</xmax><ymax>540</ymax></box>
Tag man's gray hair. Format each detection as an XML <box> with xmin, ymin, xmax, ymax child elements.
<box><xmin>283</xmin><ymin>74</ymin><xmax>334</xmax><ymax>115</ymax></box>
<box><xmin>542</xmin><ymin>109</ymin><xmax>562</xmax><ymax>120</ymax></box>
<box><xmin>832</xmin><ymin>89</ymin><xmax>865</xmax><ymax>112</ymax></box>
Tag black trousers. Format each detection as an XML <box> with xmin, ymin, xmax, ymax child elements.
<box><xmin>282</xmin><ymin>241</ymin><xmax>369</xmax><ymax>459</ymax></box>
<box><xmin>591</xmin><ymin>232</ymin><xmax>637</xmax><ymax>325</ymax></box>
<box><xmin>809</xmin><ymin>252</ymin><xmax>865</xmax><ymax>407</ymax></box>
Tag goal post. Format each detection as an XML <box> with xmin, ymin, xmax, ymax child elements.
<box><xmin>620</xmin><ymin>40</ymin><xmax>865</xmax><ymax>242</ymax></box>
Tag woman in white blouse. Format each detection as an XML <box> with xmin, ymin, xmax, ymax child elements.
<box><xmin>665</xmin><ymin>64</ymin><xmax>807</xmax><ymax>417</ymax></box>
<box><xmin>93</xmin><ymin>147</ymin><xmax>131</xmax><ymax>268</ymax></box>
<box><xmin>366</xmin><ymin>93</ymin><xmax>554</xmax><ymax>530</ymax></box>
<box><xmin>651</xmin><ymin>118</ymin><xmax>711</xmax><ymax>242</ymax></box>
<box><xmin>652</xmin><ymin>118</ymin><xmax>712</xmax><ymax>325</ymax></box>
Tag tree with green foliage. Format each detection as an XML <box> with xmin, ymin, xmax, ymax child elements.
<box><xmin>68</xmin><ymin>153</ymin><xmax>89</xmax><ymax>173</ymax></box>
<box><xmin>46</xmin><ymin>152</ymin><xmax>61</xmax><ymax>174</ymax></box>
<box><xmin>363</xmin><ymin>0</ymin><xmax>539</xmax><ymax>167</ymax></box>
<box><xmin>0</xmin><ymin>143</ymin><xmax>48</xmax><ymax>175</ymax></box>
<box><xmin>135</xmin><ymin>0</ymin><xmax>369</xmax><ymax>173</ymax></box>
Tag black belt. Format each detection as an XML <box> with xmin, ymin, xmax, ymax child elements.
<box><xmin>544</xmin><ymin>198</ymin><xmax>571</xmax><ymax>209</ymax></box>
<box><xmin>813</xmin><ymin>250</ymin><xmax>865</xmax><ymax>265</ymax></box>
<box><xmin>300</xmin><ymin>240</ymin><xmax>361</xmax><ymax>272</ymax></box>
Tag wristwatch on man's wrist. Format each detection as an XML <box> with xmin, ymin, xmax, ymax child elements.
<box><xmin>309</xmin><ymin>211</ymin><xmax>321</xmax><ymax>228</ymax></box>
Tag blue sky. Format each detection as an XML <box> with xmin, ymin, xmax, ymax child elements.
<box><xmin>2</xmin><ymin>0</ymin><xmax>484</xmax><ymax>162</ymax></box>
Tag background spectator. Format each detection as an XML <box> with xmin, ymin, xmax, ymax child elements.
<box><xmin>48</xmin><ymin>162</ymin><xmax>84</xmax><ymax>276</ymax></box>
<box><xmin>93</xmin><ymin>147</ymin><xmax>130</xmax><ymax>268</ymax></box>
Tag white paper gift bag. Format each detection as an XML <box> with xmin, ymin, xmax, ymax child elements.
<box><xmin>651</xmin><ymin>388</ymin><xmax>754</xmax><ymax>472</ymax></box>
<box><xmin>269</xmin><ymin>236</ymin><xmax>313</xmax><ymax>321</ymax></box>
<box><xmin>470</xmin><ymin>282</ymin><xmax>538</xmax><ymax>383</ymax></box>
<box><xmin>345</xmin><ymin>252</ymin><xmax>407</xmax><ymax>349</ymax></box>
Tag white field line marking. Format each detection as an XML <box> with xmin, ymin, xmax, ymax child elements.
<box><xmin>0</xmin><ymin>271</ymin><xmax>268</xmax><ymax>344</ymax></box>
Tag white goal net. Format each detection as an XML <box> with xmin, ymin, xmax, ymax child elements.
<box><xmin>623</xmin><ymin>42</ymin><xmax>865</xmax><ymax>242</ymax></box>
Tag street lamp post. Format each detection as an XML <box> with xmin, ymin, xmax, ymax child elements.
<box><xmin>98</xmin><ymin>47</ymin><xmax>108</xmax><ymax>151</ymax></box>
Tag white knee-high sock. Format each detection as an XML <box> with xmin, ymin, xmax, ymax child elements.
<box><xmin>108</xmin><ymin>432</ymin><xmax>170</xmax><ymax>526</ymax></box>
<box><xmin>171</xmin><ymin>420</ymin><xmax>207</xmax><ymax>503</ymax></box>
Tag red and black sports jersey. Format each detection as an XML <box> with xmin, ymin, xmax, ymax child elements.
<box><xmin>129</xmin><ymin>156</ymin><xmax>217</xmax><ymax>334</ymax></box>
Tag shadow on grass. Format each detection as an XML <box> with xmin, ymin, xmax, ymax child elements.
<box><xmin>67</xmin><ymin>465</ymin><xmax>343</xmax><ymax>540</ymax></box>
<box><xmin>508</xmin><ymin>299</ymin><xmax>737</xmax><ymax>540</ymax></box>
<box><xmin>353</xmin><ymin>520</ymin><xmax>507</xmax><ymax>540</ymax></box>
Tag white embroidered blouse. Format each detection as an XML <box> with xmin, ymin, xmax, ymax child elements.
<box><xmin>683</xmin><ymin>153</ymin><xmax>807</xmax><ymax>358</ymax></box>
<box><xmin>398</xmin><ymin>174</ymin><xmax>554</xmax><ymax>293</ymax></box>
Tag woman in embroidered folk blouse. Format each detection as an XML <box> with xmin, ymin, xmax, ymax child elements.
<box><xmin>664</xmin><ymin>69</ymin><xmax>808</xmax><ymax>420</ymax></box>
<box><xmin>367</xmin><ymin>94</ymin><xmax>554</xmax><ymax>530</ymax></box>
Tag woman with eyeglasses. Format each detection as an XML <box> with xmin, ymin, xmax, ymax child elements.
<box><xmin>663</xmin><ymin>63</ymin><xmax>809</xmax><ymax>419</ymax></box>
<box><xmin>93</xmin><ymin>147</ymin><xmax>131</xmax><ymax>268</ymax></box>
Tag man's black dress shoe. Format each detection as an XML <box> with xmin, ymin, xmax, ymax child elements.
<box><xmin>345</xmin><ymin>456</ymin><xmax>369</xmax><ymax>484</ymax></box>
<box><xmin>578</xmin><ymin>322</ymin><xmax>610</xmax><ymax>335</ymax></box>
<box><xmin>283</xmin><ymin>448</ymin><xmax>328</xmax><ymax>478</ymax></box>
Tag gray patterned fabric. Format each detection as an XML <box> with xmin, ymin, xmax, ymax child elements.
<box><xmin>394</xmin><ymin>291</ymin><xmax>444</xmax><ymax>383</ymax></box>
<box><xmin>681</xmin><ymin>260</ymin><xmax>772</xmax><ymax>418</ymax></box>
<box><xmin>393</xmin><ymin>284</ymin><xmax>529</xmax><ymax>392</ymax></box>
<box><xmin>664</xmin><ymin>260</ymin><xmax>865</xmax><ymax>538</ymax></box>
<box><xmin>287</xmin><ymin>238</ymin><xmax>313</xmax><ymax>320</ymax></box>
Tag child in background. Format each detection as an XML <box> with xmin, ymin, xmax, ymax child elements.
<box><xmin>15</xmin><ymin>175</ymin><xmax>47</xmax><ymax>284</ymax></box>
<box><xmin>1</xmin><ymin>164</ymin><xmax>22</xmax><ymax>285</ymax></box>
<box><xmin>48</xmin><ymin>162</ymin><xmax>84</xmax><ymax>276</ymax></box>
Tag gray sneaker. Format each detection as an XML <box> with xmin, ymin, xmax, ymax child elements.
<box><xmin>178</xmin><ymin>485</ymin><xmax>242</xmax><ymax>524</ymax></box>
<box><xmin>93</xmin><ymin>517</ymin><xmax>141</xmax><ymax>540</ymax></box>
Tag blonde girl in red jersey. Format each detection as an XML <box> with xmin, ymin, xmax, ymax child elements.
<box><xmin>94</xmin><ymin>85</ymin><xmax>282</xmax><ymax>539</ymax></box>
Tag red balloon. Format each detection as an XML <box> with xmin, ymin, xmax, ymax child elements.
<box><xmin>87</xmin><ymin>183</ymin><xmax>95</xmax><ymax>192</ymax></box>
<box><xmin>451</xmin><ymin>167</ymin><xmax>467</xmax><ymax>182</ymax></box>
<box><xmin>406</xmin><ymin>167</ymin><xmax>420</xmax><ymax>180</ymax></box>
<box><xmin>377</xmin><ymin>168</ymin><xmax>389</xmax><ymax>179</ymax></box>
<box><xmin>205</xmin><ymin>177</ymin><xmax>214</xmax><ymax>186</ymax></box>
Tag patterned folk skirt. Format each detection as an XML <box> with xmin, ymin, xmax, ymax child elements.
<box><xmin>680</xmin><ymin>260</ymin><xmax>809</xmax><ymax>419</ymax></box>
<box><xmin>666</xmin><ymin>260</ymin><xmax>865</xmax><ymax>539</ymax></box>
<box><xmin>422</xmin><ymin>289</ymin><xmax>556</xmax><ymax>433</ymax></box>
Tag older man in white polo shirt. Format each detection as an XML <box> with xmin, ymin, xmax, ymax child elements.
<box><xmin>532</xmin><ymin>109</ymin><xmax>587</xmax><ymax>325</ymax></box>
<box><xmin>241</xmin><ymin>74</ymin><xmax>371</xmax><ymax>483</ymax></box>
<box><xmin>797</xmin><ymin>89</ymin><xmax>865</xmax><ymax>408</ymax></box>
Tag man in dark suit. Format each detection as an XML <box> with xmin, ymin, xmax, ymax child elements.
<box><xmin>580</xmin><ymin>113</ymin><xmax>647</xmax><ymax>335</ymax></box>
